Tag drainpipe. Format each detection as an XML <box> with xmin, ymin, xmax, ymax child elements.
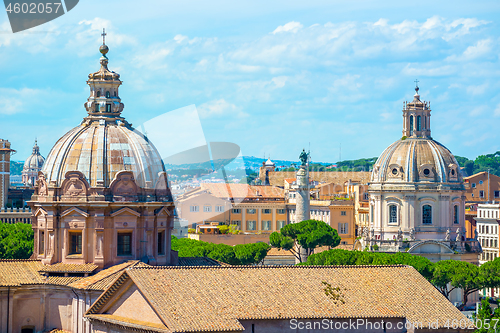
<box><xmin>72</xmin><ymin>289</ymin><xmax>79</xmax><ymax>333</ymax></box>
<box><xmin>6</xmin><ymin>286</ymin><xmax>9</xmax><ymax>333</ymax></box>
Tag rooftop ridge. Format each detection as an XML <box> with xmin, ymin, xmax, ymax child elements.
<box><xmin>129</xmin><ymin>264</ymin><xmax>411</xmax><ymax>270</ymax></box>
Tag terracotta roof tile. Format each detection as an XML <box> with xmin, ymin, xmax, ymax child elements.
<box><xmin>39</xmin><ymin>262</ymin><xmax>98</xmax><ymax>274</ymax></box>
<box><xmin>0</xmin><ymin>259</ymin><xmax>44</xmax><ymax>286</ymax></box>
<box><xmin>199</xmin><ymin>183</ymin><xmax>284</xmax><ymax>199</ymax></box>
<box><xmin>265</xmin><ymin>248</ymin><xmax>294</xmax><ymax>256</ymax></box>
<box><xmin>86</xmin><ymin>314</ymin><xmax>169</xmax><ymax>332</ymax></box>
<box><xmin>69</xmin><ymin>261</ymin><xmax>140</xmax><ymax>290</ymax></box>
<box><xmin>269</xmin><ymin>171</ymin><xmax>371</xmax><ymax>187</ymax></box>
<box><xmin>102</xmin><ymin>265</ymin><xmax>471</xmax><ymax>332</ymax></box>
<box><xmin>178</xmin><ymin>257</ymin><xmax>226</xmax><ymax>266</ymax></box>
<box><xmin>47</xmin><ymin>276</ymin><xmax>83</xmax><ymax>286</ymax></box>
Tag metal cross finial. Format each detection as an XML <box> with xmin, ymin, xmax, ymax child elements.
<box><xmin>101</xmin><ymin>28</ymin><xmax>107</xmax><ymax>45</ymax></box>
<box><xmin>414</xmin><ymin>79</ymin><xmax>419</xmax><ymax>88</ymax></box>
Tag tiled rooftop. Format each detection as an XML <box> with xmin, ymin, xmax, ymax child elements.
<box><xmin>39</xmin><ymin>262</ymin><xmax>99</xmax><ymax>274</ymax></box>
<box><xmin>0</xmin><ymin>259</ymin><xmax>45</xmax><ymax>286</ymax></box>
<box><xmin>69</xmin><ymin>261</ymin><xmax>141</xmax><ymax>291</ymax></box>
<box><xmin>269</xmin><ymin>171</ymin><xmax>372</xmax><ymax>187</ymax></box>
<box><xmin>181</xmin><ymin>183</ymin><xmax>285</xmax><ymax>200</ymax></box>
<box><xmin>178</xmin><ymin>257</ymin><xmax>226</xmax><ymax>266</ymax></box>
<box><xmin>88</xmin><ymin>265</ymin><xmax>470</xmax><ymax>332</ymax></box>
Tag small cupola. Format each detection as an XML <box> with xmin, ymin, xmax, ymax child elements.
<box><xmin>84</xmin><ymin>29</ymin><xmax>124</xmax><ymax>119</ymax></box>
<box><xmin>402</xmin><ymin>81</ymin><xmax>432</xmax><ymax>139</ymax></box>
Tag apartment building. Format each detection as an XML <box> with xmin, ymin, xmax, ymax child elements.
<box><xmin>475</xmin><ymin>203</ymin><xmax>500</xmax><ymax>298</ymax></box>
<box><xmin>176</xmin><ymin>183</ymin><xmax>286</xmax><ymax>233</ymax></box>
<box><xmin>464</xmin><ymin>171</ymin><xmax>500</xmax><ymax>202</ymax></box>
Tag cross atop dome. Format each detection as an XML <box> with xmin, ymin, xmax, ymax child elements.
<box><xmin>101</xmin><ymin>28</ymin><xmax>107</xmax><ymax>45</ymax></box>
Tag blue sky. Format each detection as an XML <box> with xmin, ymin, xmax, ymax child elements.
<box><xmin>1</xmin><ymin>0</ymin><xmax>499</xmax><ymax>163</ymax></box>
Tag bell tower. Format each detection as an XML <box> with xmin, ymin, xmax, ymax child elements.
<box><xmin>402</xmin><ymin>80</ymin><xmax>432</xmax><ymax>139</ymax></box>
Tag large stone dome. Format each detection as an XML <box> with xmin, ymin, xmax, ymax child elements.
<box><xmin>370</xmin><ymin>86</ymin><xmax>463</xmax><ymax>190</ymax></box>
<box><xmin>370</xmin><ymin>137</ymin><xmax>462</xmax><ymax>185</ymax></box>
<box><xmin>42</xmin><ymin>121</ymin><xmax>165</xmax><ymax>188</ymax></box>
<box><xmin>42</xmin><ymin>41</ymin><xmax>165</xmax><ymax>189</ymax></box>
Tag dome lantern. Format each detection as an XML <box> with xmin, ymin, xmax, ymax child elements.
<box><xmin>402</xmin><ymin>80</ymin><xmax>431</xmax><ymax>139</ymax></box>
<box><xmin>84</xmin><ymin>28</ymin><xmax>124</xmax><ymax>119</ymax></box>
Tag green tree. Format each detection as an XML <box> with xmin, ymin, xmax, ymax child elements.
<box><xmin>474</xmin><ymin>298</ymin><xmax>500</xmax><ymax>333</ymax></box>
<box><xmin>480</xmin><ymin>257</ymin><xmax>500</xmax><ymax>289</ymax></box>
<box><xmin>465</xmin><ymin>160</ymin><xmax>475</xmax><ymax>176</ymax></box>
<box><xmin>0</xmin><ymin>222</ymin><xmax>34</xmax><ymax>259</ymax></box>
<box><xmin>432</xmin><ymin>260</ymin><xmax>459</xmax><ymax>299</ymax></box>
<box><xmin>270</xmin><ymin>219</ymin><xmax>341</xmax><ymax>263</ymax></box>
<box><xmin>170</xmin><ymin>236</ymin><xmax>270</xmax><ymax>265</ymax></box>
<box><xmin>217</xmin><ymin>225</ymin><xmax>229</xmax><ymax>234</ymax></box>
<box><xmin>234</xmin><ymin>242</ymin><xmax>270</xmax><ymax>265</ymax></box>
<box><xmin>301</xmin><ymin>249</ymin><xmax>434</xmax><ymax>280</ymax></box>
<box><xmin>432</xmin><ymin>260</ymin><xmax>483</xmax><ymax>306</ymax></box>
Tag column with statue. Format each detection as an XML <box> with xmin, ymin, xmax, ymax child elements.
<box><xmin>294</xmin><ymin>149</ymin><xmax>310</xmax><ymax>263</ymax></box>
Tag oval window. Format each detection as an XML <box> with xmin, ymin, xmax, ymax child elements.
<box><xmin>423</xmin><ymin>168</ymin><xmax>430</xmax><ymax>176</ymax></box>
<box><xmin>451</xmin><ymin>169</ymin><xmax>455</xmax><ymax>176</ymax></box>
<box><xmin>392</xmin><ymin>168</ymin><xmax>398</xmax><ymax>175</ymax></box>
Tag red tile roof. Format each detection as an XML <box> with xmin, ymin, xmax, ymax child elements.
<box><xmin>87</xmin><ymin>265</ymin><xmax>472</xmax><ymax>332</ymax></box>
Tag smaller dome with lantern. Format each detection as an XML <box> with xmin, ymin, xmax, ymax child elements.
<box><xmin>22</xmin><ymin>140</ymin><xmax>45</xmax><ymax>187</ymax></box>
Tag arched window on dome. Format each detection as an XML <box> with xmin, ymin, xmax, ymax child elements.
<box><xmin>417</xmin><ymin>116</ymin><xmax>421</xmax><ymax>131</ymax></box>
<box><xmin>410</xmin><ymin>116</ymin><xmax>414</xmax><ymax>135</ymax></box>
<box><xmin>388</xmin><ymin>205</ymin><xmax>398</xmax><ymax>224</ymax></box>
<box><xmin>422</xmin><ymin>205</ymin><xmax>432</xmax><ymax>224</ymax></box>
<box><xmin>454</xmin><ymin>205</ymin><xmax>459</xmax><ymax>224</ymax></box>
<box><xmin>106</xmin><ymin>91</ymin><xmax>110</xmax><ymax>98</ymax></box>
<box><xmin>114</xmin><ymin>91</ymin><xmax>117</xmax><ymax>97</ymax></box>
<box><xmin>96</xmin><ymin>90</ymin><xmax>101</xmax><ymax>97</ymax></box>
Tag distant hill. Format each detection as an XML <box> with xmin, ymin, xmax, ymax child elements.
<box><xmin>10</xmin><ymin>161</ymin><xmax>23</xmax><ymax>176</ymax></box>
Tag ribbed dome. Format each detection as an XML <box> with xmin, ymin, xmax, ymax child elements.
<box><xmin>24</xmin><ymin>142</ymin><xmax>45</xmax><ymax>170</ymax></box>
<box><xmin>42</xmin><ymin>121</ymin><xmax>164</xmax><ymax>188</ymax></box>
<box><xmin>370</xmin><ymin>137</ymin><xmax>462</xmax><ymax>185</ymax></box>
<box><xmin>42</xmin><ymin>42</ymin><xmax>165</xmax><ymax>189</ymax></box>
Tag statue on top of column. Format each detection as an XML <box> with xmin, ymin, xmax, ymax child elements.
<box><xmin>299</xmin><ymin>149</ymin><xmax>309</xmax><ymax>166</ymax></box>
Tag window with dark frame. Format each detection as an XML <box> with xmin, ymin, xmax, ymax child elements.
<box><xmin>69</xmin><ymin>232</ymin><xmax>82</xmax><ymax>255</ymax></box>
<box><xmin>117</xmin><ymin>233</ymin><xmax>132</xmax><ymax>256</ymax></box>
<box><xmin>422</xmin><ymin>205</ymin><xmax>432</xmax><ymax>224</ymax></box>
<box><xmin>158</xmin><ymin>231</ymin><xmax>165</xmax><ymax>255</ymax></box>
<box><xmin>389</xmin><ymin>205</ymin><xmax>398</xmax><ymax>224</ymax></box>
<box><xmin>454</xmin><ymin>205</ymin><xmax>459</xmax><ymax>224</ymax></box>
<box><xmin>40</xmin><ymin>231</ymin><xmax>45</xmax><ymax>255</ymax></box>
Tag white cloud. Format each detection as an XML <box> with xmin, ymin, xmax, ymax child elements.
<box><xmin>197</xmin><ymin>99</ymin><xmax>248</xmax><ymax>119</ymax></box>
<box><xmin>466</xmin><ymin>83</ymin><xmax>488</xmax><ymax>96</ymax></box>
<box><xmin>65</xmin><ymin>18</ymin><xmax>136</xmax><ymax>57</ymax></box>
<box><xmin>494</xmin><ymin>103</ymin><xmax>500</xmax><ymax>117</ymax></box>
<box><xmin>0</xmin><ymin>88</ymin><xmax>46</xmax><ymax>115</ymax></box>
<box><xmin>273</xmin><ymin>21</ymin><xmax>303</xmax><ymax>34</ymax></box>
<box><xmin>271</xmin><ymin>76</ymin><xmax>288</xmax><ymax>88</ymax></box>
<box><xmin>446</xmin><ymin>39</ymin><xmax>492</xmax><ymax>62</ymax></box>
<box><xmin>174</xmin><ymin>34</ymin><xmax>188</xmax><ymax>43</ymax></box>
